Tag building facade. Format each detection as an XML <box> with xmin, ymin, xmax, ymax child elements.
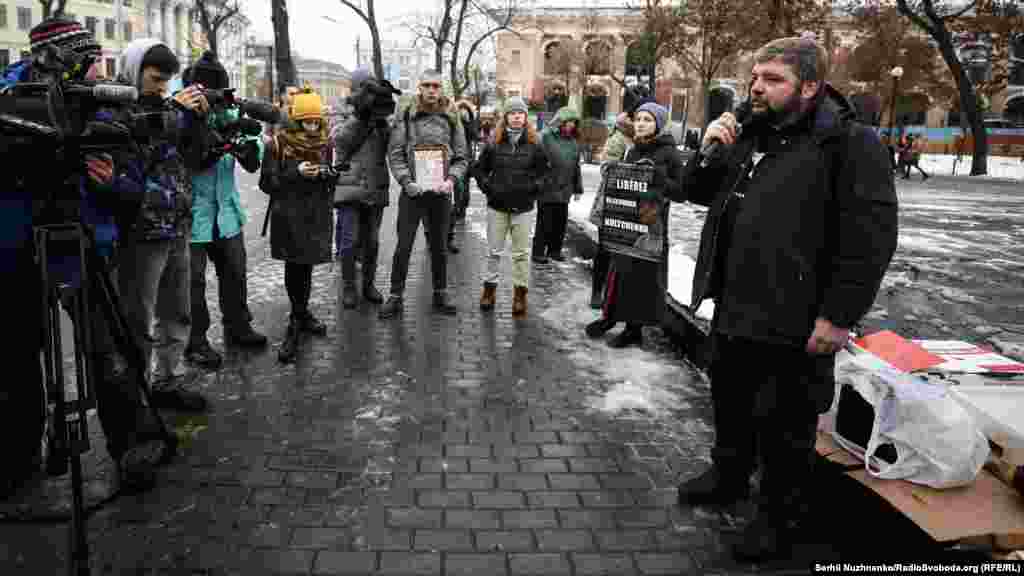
<box><xmin>183</xmin><ymin>2</ymin><xmax>248</xmax><ymax>96</ymax></box>
<box><xmin>357</xmin><ymin>39</ymin><xmax>432</xmax><ymax>93</ymax></box>
<box><xmin>295</xmin><ymin>56</ymin><xmax>351</xmax><ymax>108</ymax></box>
<box><xmin>0</xmin><ymin>0</ymin><xmax>149</xmax><ymax>76</ymax></box>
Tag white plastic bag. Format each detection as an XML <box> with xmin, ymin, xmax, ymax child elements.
<box><xmin>829</xmin><ymin>350</ymin><xmax>990</xmax><ymax>489</ymax></box>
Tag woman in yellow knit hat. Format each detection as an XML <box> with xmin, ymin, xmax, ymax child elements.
<box><xmin>261</xmin><ymin>86</ymin><xmax>336</xmax><ymax>363</ymax></box>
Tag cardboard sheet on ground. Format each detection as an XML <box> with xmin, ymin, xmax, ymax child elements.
<box><xmin>816</xmin><ymin>429</ymin><xmax>1024</xmax><ymax>543</ymax></box>
<box><xmin>914</xmin><ymin>340</ymin><xmax>1024</xmax><ymax>374</ymax></box>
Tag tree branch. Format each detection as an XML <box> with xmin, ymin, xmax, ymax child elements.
<box><xmin>895</xmin><ymin>0</ymin><xmax>936</xmax><ymax>36</ymax></box>
<box><xmin>339</xmin><ymin>0</ymin><xmax>373</xmax><ymax>28</ymax></box>
<box><xmin>944</xmin><ymin>0</ymin><xmax>977</xmax><ymax>21</ymax></box>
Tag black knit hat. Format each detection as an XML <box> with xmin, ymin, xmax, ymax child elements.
<box><xmin>183</xmin><ymin>51</ymin><xmax>229</xmax><ymax>89</ymax></box>
<box><xmin>30</xmin><ymin>16</ymin><xmax>102</xmax><ymax>59</ymax></box>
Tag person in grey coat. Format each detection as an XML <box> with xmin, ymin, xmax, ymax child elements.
<box><xmin>379</xmin><ymin>70</ymin><xmax>469</xmax><ymax>318</ymax></box>
<box><xmin>331</xmin><ymin>67</ymin><xmax>389</xmax><ymax>309</ymax></box>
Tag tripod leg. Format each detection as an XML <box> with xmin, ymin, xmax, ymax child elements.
<box><xmin>88</xmin><ymin>249</ymin><xmax>178</xmax><ymax>461</ymax></box>
<box><xmin>67</xmin><ymin>287</ymin><xmax>91</xmax><ymax>576</ymax></box>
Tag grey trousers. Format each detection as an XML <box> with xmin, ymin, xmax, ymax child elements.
<box><xmin>117</xmin><ymin>236</ymin><xmax>191</xmax><ymax>384</ymax></box>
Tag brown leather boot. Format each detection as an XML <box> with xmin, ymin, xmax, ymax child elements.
<box><xmin>480</xmin><ymin>282</ymin><xmax>497</xmax><ymax>311</ymax></box>
<box><xmin>512</xmin><ymin>286</ymin><xmax>528</xmax><ymax>318</ymax></box>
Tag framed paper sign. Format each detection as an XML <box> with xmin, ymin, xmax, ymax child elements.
<box><xmin>413</xmin><ymin>145</ymin><xmax>449</xmax><ymax>194</ymax></box>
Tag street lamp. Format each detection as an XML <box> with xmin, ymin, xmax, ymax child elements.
<box><xmin>888</xmin><ymin>66</ymin><xmax>904</xmax><ymax>141</ymax></box>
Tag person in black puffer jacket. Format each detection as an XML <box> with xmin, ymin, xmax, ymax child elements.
<box><xmin>585</xmin><ymin>102</ymin><xmax>685</xmax><ymax>348</ymax></box>
<box><xmin>471</xmin><ymin>97</ymin><xmax>549</xmax><ymax>316</ymax></box>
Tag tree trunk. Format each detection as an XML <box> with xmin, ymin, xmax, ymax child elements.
<box><xmin>935</xmin><ymin>33</ymin><xmax>988</xmax><ymax>175</ymax></box>
<box><xmin>271</xmin><ymin>0</ymin><xmax>296</xmax><ymax>94</ymax></box>
<box><xmin>207</xmin><ymin>31</ymin><xmax>219</xmax><ymax>57</ymax></box>
<box><xmin>702</xmin><ymin>79</ymin><xmax>713</xmax><ymax>131</ymax></box>
<box><xmin>449</xmin><ymin>0</ymin><xmax>469</xmax><ymax>99</ymax></box>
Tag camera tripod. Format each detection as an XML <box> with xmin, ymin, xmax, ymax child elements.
<box><xmin>16</xmin><ymin>222</ymin><xmax>178</xmax><ymax>576</ymax></box>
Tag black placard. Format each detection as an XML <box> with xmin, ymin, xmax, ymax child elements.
<box><xmin>599</xmin><ymin>163</ymin><xmax>665</xmax><ymax>262</ymax></box>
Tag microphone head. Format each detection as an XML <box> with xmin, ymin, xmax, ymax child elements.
<box><xmin>733</xmin><ymin>100</ymin><xmax>753</xmax><ymax>125</ymax></box>
<box><xmin>91</xmin><ymin>83</ymin><xmax>139</xmax><ymax>104</ymax></box>
<box><xmin>240</xmin><ymin>99</ymin><xmax>285</xmax><ymax>124</ymax></box>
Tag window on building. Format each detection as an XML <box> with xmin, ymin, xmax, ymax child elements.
<box><xmin>399</xmin><ymin>78</ymin><xmax>411</xmax><ymax>91</ymax></box>
<box><xmin>85</xmin><ymin>16</ymin><xmax>97</xmax><ymax>36</ymax></box>
<box><xmin>105</xmin><ymin>18</ymin><xmax>115</xmax><ymax>40</ymax></box>
<box><xmin>123</xmin><ymin>21</ymin><xmax>132</xmax><ymax>41</ymax></box>
<box><xmin>0</xmin><ymin>49</ymin><xmax>9</xmax><ymax>70</ymax></box>
<box><xmin>0</xmin><ymin>5</ymin><xmax>7</xmax><ymax>29</ymax></box>
<box><xmin>511</xmin><ymin>49</ymin><xmax>520</xmax><ymax>70</ymax></box>
<box><xmin>17</xmin><ymin>6</ymin><xmax>31</xmax><ymax>30</ymax></box>
<box><xmin>105</xmin><ymin>58</ymin><xmax>116</xmax><ymax>79</ymax></box>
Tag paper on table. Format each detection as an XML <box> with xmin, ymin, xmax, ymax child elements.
<box><xmin>914</xmin><ymin>340</ymin><xmax>1024</xmax><ymax>374</ymax></box>
<box><xmin>853</xmin><ymin>330</ymin><xmax>946</xmax><ymax>373</ymax></box>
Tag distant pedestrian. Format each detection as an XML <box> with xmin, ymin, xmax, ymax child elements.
<box><xmin>472</xmin><ymin>96</ymin><xmax>550</xmax><ymax>317</ymax></box>
<box><xmin>534</xmin><ymin>106</ymin><xmax>583</xmax><ymax>263</ymax></box>
<box><xmin>902</xmin><ymin>134</ymin><xmax>929</xmax><ymax>181</ymax></box>
<box><xmin>261</xmin><ymin>87</ymin><xmax>334</xmax><ymax>363</ymax></box>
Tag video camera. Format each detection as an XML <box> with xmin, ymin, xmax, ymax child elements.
<box><xmin>187</xmin><ymin>87</ymin><xmax>283</xmax><ymax>171</ymax></box>
<box><xmin>0</xmin><ymin>46</ymin><xmax>141</xmax><ymax>211</ymax></box>
<box><xmin>347</xmin><ymin>77</ymin><xmax>401</xmax><ymax>123</ymax></box>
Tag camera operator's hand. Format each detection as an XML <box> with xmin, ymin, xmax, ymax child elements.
<box><xmin>86</xmin><ymin>154</ymin><xmax>114</xmax><ymax>185</ymax></box>
<box><xmin>702</xmin><ymin>112</ymin><xmax>738</xmax><ymax>150</ymax></box>
<box><xmin>298</xmin><ymin>161</ymin><xmax>320</xmax><ymax>179</ymax></box>
<box><xmin>174</xmin><ymin>85</ymin><xmax>209</xmax><ymax>115</ymax></box>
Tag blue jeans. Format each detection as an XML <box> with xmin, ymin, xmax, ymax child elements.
<box><xmin>335</xmin><ymin>204</ymin><xmax>383</xmax><ymax>280</ymax></box>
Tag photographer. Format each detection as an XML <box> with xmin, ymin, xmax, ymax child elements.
<box><xmin>111</xmin><ymin>38</ymin><xmax>209</xmax><ymax>411</ymax></box>
<box><xmin>184</xmin><ymin>52</ymin><xmax>267</xmax><ymax>369</ymax></box>
<box><xmin>330</xmin><ymin>67</ymin><xmax>389</xmax><ymax>309</ymax></box>
<box><xmin>0</xmin><ymin>18</ymin><xmax>172</xmax><ymax>496</ymax></box>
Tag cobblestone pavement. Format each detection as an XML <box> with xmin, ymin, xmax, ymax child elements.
<box><xmin>0</xmin><ymin>173</ymin><xmax>770</xmax><ymax>575</ymax></box>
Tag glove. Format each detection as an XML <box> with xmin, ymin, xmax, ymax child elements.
<box><xmin>600</xmin><ymin>160</ymin><xmax>618</xmax><ymax>176</ymax></box>
<box><xmin>405</xmin><ymin>182</ymin><xmax>422</xmax><ymax>197</ymax></box>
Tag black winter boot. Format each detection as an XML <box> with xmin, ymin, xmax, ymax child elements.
<box><xmin>432</xmin><ymin>291</ymin><xmax>457</xmax><ymax>315</ymax></box>
<box><xmin>278</xmin><ymin>320</ymin><xmax>300</xmax><ymax>364</ymax></box>
<box><xmin>677</xmin><ymin>466</ymin><xmax>750</xmax><ymax>509</ymax></box>
<box><xmin>341</xmin><ymin>251</ymin><xmax>358</xmax><ymax>309</ymax></box>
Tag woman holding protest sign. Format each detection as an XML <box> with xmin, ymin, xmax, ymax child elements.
<box><xmin>585</xmin><ymin>103</ymin><xmax>685</xmax><ymax>348</ymax></box>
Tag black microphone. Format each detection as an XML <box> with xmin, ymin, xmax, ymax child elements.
<box><xmin>699</xmin><ymin>100</ymin><xmax>752</xmax><ymax>168</ymax></box>
<box><xmin>66</xmin><ymin>83</ymin><xmax>139</xmax><ymax>104</ymax></box>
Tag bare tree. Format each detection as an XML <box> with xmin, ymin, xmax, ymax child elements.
<box><xmin>892</xmin><ymin>0</ymin><xmax>1023</xmax><ymax>175</ymax></box>
<box><xmin>270</xmin><ymin>0</ymin><xmax>297</xmax><ymax>94</ymax></box>
<box><xmin>39</xmin><ymin>0</ymin><xmax>69</xmax><ymax>19</ymax></box>
<box><xmin>403</xmin><ymin>0</ymin><xmax>460</xmax><ymax>73</ymax></box>
<box><xmin>450</xmin><ymin>0</ymin><xmax>523</xmax><ymax>99</ymax></box>
<box><xmin>193</xmin><ymin>0</ymin><xmax>241</xmax><ymax>57</ymax></box>
<box><xmin>339</xmin><ymin>0</ymin><xmax>386</xmax><ymax>80</ymax></box>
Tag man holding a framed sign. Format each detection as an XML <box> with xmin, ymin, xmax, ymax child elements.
<box><xmin>380</xmin><ymin>70</ymin><xmax>469</xmax><ymax>318</ymax></box>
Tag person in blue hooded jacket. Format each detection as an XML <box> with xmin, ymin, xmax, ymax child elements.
<box><xmin>182</xmin><ymin>52</ymin><xmax>267</xmax><ymax>368</ymax></box>
<box><xmin>113</xmin><ymin>38</ymin><xmax>210</xmax><ymax>411</ymax></box>
<box><xmin>0</xmin><ymin>18</ymin><xmax>182</xmax><ymax>497</ymax></box>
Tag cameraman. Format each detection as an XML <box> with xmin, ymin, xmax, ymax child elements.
<box><xmin>0</xmin><ymin>18</ymin><xmax>172</xmax><ymax>496</ymax></box>
<box><xmin>330</xmin><ymin>67</ymin><xmax>388</xmax><ymax>309</ymax></box>
<box><xmin>184</xmin><ymin>52</ymin><xmax>267</xmax><ymax>369</ymax></box>
<box><xmin>113</xmin><ymin>38</ymin><xmax>208</xmax><ymax>411</ymax></box>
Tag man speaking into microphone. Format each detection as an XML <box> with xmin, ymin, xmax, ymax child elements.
<box><xmin>677</xmin><ymin>35</ymin><xmax>898</xmax><ymax>562</ymax></box>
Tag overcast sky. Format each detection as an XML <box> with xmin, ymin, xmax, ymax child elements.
<box><xmin>242</xmin><ymin>0</ymin><xmax>629</xmax><ymax>70</ymax></box>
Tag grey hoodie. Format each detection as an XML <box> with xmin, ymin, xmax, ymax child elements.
<box><xmin>118</xmin><ymin>38</ymin><xmax>166</xmax><ymax>92</ymax></box>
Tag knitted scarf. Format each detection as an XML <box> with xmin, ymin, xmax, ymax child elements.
<box><xmin>276</xmin><ymin>121</ymin><xmax>329</xmax><ymax>164</ymax></box>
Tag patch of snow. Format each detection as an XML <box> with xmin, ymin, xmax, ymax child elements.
<box><xmin>918</xmin><ymin>154</ymin><xmax>1024</xmax><ymax>181</ymax></box>
<box><xmin>667</xmin><ymin>245</ymin><xmax>715</xmax><ymax>320</ymax></box>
